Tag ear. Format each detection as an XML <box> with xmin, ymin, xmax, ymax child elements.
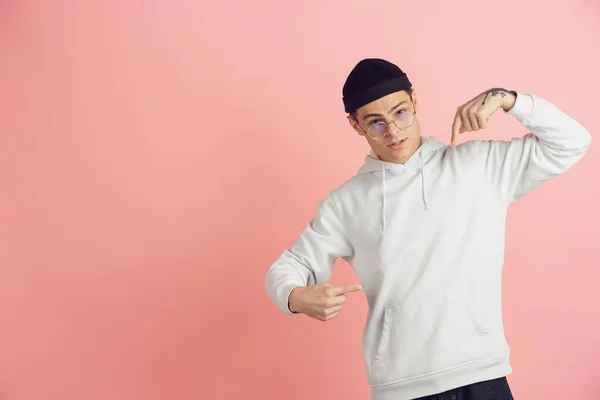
<box><xmin>411</xmin><ymin>89</ymin><xmax>418</xmax><ymax>112</ymax></box>
<box><xmin>347</xmin><ymin>114</ymin><xmax>365</xmax><ymax>137</ymax></box>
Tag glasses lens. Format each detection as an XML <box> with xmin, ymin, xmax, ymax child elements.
<box><xmin>395</xmin><ymin>112</ymin><xmax>413</xmax><ymax>129</ymax></box>
<box><xmin>368</xmin><ymin>123</ymin><xmax>387</xmax><ymax>139</ymax></box>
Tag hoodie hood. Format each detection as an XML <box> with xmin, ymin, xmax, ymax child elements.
<box><xmin>357</xmin><ymin>136</ymin><xmax>448</xmax><ymax>232</ymax></box>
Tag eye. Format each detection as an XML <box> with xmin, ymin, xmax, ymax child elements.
<box><xmin>396</xmin><ymin>109</ymin><xmax>406</xmax><ymax>115</ymax></box>
<box><xmin>368</xmin><ymin>119</ymin><xmax>381</xmax><ymax>126</ymax></box>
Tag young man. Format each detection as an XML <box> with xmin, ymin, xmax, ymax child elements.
<box><xmin>264</xmin><ymin>58</ymin><xmax>591</xmax><ymax>400</ymax></box>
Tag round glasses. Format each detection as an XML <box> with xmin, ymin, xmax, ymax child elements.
<box><xmin>363</xmin><ymin>110</ymin><xmax>416</xmax><ymax>140</ymax></box>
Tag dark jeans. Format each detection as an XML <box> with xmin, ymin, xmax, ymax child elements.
<box><xmin>414</xmin><ymin>377</ymin><xmax>514</xmax><ymax>400</ymax></box>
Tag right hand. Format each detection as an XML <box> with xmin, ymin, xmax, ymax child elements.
<box><xmin>288</xmin><ymin>283</ymin><xmax>363</xmax><ymax>321</ymax></box>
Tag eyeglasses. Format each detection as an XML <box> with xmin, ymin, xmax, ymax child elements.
<box><xmin>358</xmin><ymin>109</ymin><xmax>416</xmax><ymax>140</ymax></box>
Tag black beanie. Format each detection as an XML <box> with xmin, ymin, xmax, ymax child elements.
<box><xmin>342</xmin><ymin>58</ymin><xmax>412</xmax><ymax>114</ymax></box>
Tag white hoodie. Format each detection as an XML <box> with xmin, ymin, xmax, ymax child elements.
<box><xmin>264</xmin><ymin>92</ymin><xmax>591</xmax><ymax>400</ymax></box>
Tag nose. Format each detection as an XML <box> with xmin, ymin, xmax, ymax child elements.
<box><xmin>387</xmin><ymin>122</ymin><xmax>400</xmax><ymax>136</ymax></box>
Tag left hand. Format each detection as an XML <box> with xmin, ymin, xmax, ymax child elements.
<box><xmin>451</xmin><ymin>88</ymin><xmax>517</xmax><ymax>145</ymax></box>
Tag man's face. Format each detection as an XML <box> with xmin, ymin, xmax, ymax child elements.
<box><xmin>348</xmin><ymin>90</ymin><xmax>421</xmax><ymax>164</ymax></box>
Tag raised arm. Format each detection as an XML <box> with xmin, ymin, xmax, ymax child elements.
<box><xmin>452</xmin><ymin>89</ymin><xmax>591</xmax><ymax>203</ymax></box>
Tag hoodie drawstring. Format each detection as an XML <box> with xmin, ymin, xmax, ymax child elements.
<box><xmin>381</xmin><ymin>164</ymin><xmax>387</xmax><ymax>232</ymax></box>
<box><xmin>420</xmin><ymin>152</ymin><xmax>428</xmax><ymax>210</ymax></box>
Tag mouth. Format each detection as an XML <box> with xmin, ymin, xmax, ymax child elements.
<box><xmin>387</xmin><ymin>138</ymin><xmax>407</xmax><ymax>149</ymax></box>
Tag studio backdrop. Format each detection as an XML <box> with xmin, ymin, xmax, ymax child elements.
<box><xmin>1</xmin><ymin>1</ymin><xmax>599</xmax><ymax>399</ymax></box>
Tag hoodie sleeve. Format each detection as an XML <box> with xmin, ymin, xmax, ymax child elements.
<box><xmin>470</xmin><ymin>92</ymin><xmax>591</xmax><ymax>204</ymax></box>
<box><xmin>265</xmin><ymin>193</ymin><xmax>354</xmax><ymax>315</ymax></box>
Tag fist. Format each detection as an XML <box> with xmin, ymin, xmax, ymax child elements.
<box><xmin>451</xmin><ymin>88</ymin><xmax>517</xmax><ymax>145</ymax></box>
<box><xmin>288</xmin><ymin>283</ymin><xmax>363</xmax><ymax>322</ymax></box>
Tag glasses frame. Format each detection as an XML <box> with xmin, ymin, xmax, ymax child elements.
<box><xmin>353</xmin><ymin>108</ymin><xmax>417</xmax><ymax>141</ymax></box>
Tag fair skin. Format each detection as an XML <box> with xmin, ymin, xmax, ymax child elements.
<box><xmin>289</xmin><ymin>88</ymin><xmax>517</xmax><ymax>321</ymax></box>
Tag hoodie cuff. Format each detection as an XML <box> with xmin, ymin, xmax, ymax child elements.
<box><xmin>505</xmin><ymin>91</ymin><xmax>534</xmax><ymax>123</ymax></box>
<box><xmin>282</xmin><ymin>282</ymin><xmax>303</xmax><ymax>315</ymax></box>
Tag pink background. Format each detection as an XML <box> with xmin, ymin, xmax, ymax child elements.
<box><xmin>1</xmin><ymin>1</ymin><xmax>599</xmax><ymax>399</ymax></box>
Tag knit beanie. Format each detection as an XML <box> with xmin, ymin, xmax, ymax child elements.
<box><xmin>342</xmin><ymin>58</ymin><xmax>412</xmax><ymax>114</ymax></box>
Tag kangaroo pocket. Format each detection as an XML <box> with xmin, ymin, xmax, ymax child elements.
<box><xmin>373</xmin><ymin>290</ymin><xmax>492</xmax><ymax>385</ymax></box>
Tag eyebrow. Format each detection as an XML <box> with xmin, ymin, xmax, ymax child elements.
<box><xmin>362</xmin><ymin>101</ymin><xmax>408</xmax><ymax>121</ymax></box>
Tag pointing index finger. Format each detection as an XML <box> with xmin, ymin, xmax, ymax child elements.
<box><xmin>332</xmin><ymin>284</ymin><xmax>363</xmax><ymax>296</ymax></box>
<box><xmin>451</xmin><ymin>112</ymin><xmax>462</xmax><ymax>146</ymax></box>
